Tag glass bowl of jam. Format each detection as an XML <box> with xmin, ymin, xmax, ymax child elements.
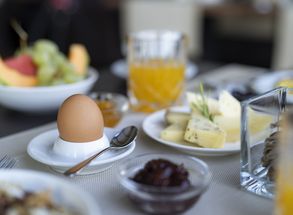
<box><xmin>118</xmin><ymin>153</ymin><xmax>211</xmax><ymax>214</ymax></box>
<box><xmin>90</xmin><ymin>92</ymin><xmax>129</xmax><ymax>127</ymax></box>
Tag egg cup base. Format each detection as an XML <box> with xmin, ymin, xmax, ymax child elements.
<box><xmin>53</xmin><ymin>134</ymin><xmax>110</xmax><ymax>159</ymax></box>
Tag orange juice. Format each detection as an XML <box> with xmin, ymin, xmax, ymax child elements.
<box><xmin>128</xmin><ymin>59</ymin><xmax>185</xmax><ymax>112</ymax></box>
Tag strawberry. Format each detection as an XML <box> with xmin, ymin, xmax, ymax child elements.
<box><xmin>4</xmin><ymin>54</ymin><xmax>37</xmax><ymax>76</ymax></box>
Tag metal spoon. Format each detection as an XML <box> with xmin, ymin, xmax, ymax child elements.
<box><xmin>64</xmin><ymin>126</ymin><xmax>138</xmax><ymax>177</ymax></box>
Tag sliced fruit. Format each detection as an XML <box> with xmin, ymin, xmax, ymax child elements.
<box><xmin>0</xmin><ymin>58</ymin><xmax>37</xmax><ymax>87</ymax></box>
<box><xmin>4</xmin><ymin>54</ymin><xmax>37</xmax><ymax>76</ymax></box>
<box><xmin>69</xmin><ymin>44</ymin><xmax>89</xmax><ymax>77</ymax></box>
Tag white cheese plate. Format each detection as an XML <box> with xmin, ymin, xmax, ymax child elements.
<box><xmin>143</xmin><ymin>107</ymin><xmax>258</xmax><ymax>156</ymax></box>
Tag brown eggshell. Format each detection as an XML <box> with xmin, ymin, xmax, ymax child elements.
<box><xmin>57</xmin><ymin>94</ymin><xmax>104</xmax><ymax>142</ymax></box>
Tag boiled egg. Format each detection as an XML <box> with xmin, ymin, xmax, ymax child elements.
<box><xmin>57</xmin><ymin>94</ymin><xmax>104</xmax><ymax>142</ymax></box>
<box><xmin>53</xmin><ymin>94</ymin><xmax>109</xmax><ymax>159</ymax></box>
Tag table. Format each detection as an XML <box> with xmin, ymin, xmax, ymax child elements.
<box><xmin>0</xmin><ymin>63</ymin><xmax>273</xmax><ymax>214</ymax></box>
<box><xmin>0</xmin><ymin>109</ymin><xmax>273</xmax><ymax>215</ymax></box>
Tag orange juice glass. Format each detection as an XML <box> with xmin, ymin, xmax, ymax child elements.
<box><xmin>127</xmin><ymin>31</ymin><xmax>186</xmax><ymax>113</ymax></box>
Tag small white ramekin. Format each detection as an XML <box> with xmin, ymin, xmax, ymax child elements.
<box><xmin>53</xmin><ymin>134</ymin><xmax>110</xmax><ymax>159</ymax></box>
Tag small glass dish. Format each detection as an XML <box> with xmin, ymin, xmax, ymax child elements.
<box><xmin>118</xmin><ymin>153</ymin><xmax>211</xmax><ymax>214</ymax></box>
<box><xmin>89</xmin><ymin>92</ymin><xmax>129</xmax><ymax>127</ymax></box>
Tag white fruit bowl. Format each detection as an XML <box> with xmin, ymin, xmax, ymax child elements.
<box><xmin>0</xmin><ymin>68</ymin><xmax>98</xmax><ymax>113</ymax></box>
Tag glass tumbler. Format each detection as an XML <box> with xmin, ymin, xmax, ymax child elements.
<box><xmin>240</xmin><ymin>87</ymin><xmax>289</xmax><ymax>199</ymax></box>
<box><xmin>127</xmin><ymin>30</ymin><xmax>187</xmax><ymax>113</ymax></box>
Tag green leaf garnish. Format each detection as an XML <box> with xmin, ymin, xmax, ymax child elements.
<box><xmin>192</xmin><ymin>83</ymin><xmax>214</xmax><ymax>121</ymax></box>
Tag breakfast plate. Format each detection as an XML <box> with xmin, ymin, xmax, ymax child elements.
<box><xmin>27</xmin><ymin>128</ymin><xmax>135</xmax><ymax>174</ymax></box>
<box><xmin>0</xmin><ymin>169</ymin><xmax>100</xmax><ymax>214</ymax></box>
<box><xmin>110</xmin><ymin>59</ymin><xmax>198</xmax><ymax>80</ymax></box>
<box><xmin>142</xmin><ymin>107</ymin><xmax>267</xmax><ymax>156</ymax></box>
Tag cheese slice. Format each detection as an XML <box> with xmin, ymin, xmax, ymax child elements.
<box><xmin>186</xmin><ymin>92</ymin><xmax>221</xmax><ymax>115</ymax></box>
<box><xmin>161</xmin><ymin>123</ymin><xmax>186</xmax><ymax>142</ymax></box>
<box><xmin>184</xmin><ymin>116</ymin><xmax>226</xmax><ymax>148</ymax></box>
<box><xmin>164</xmin><ymin>109</ymin><xmax>190</xmax><ymax>126</ymax></box>
<box><xmin>219</xmin><ymin>91</ymin><xmax>241</xmax><ymax>117</ymax></box>
<box><xmin>214</xmin><ymin>115</ymin><xmax>240</xmax><ymax>142</ymax></box>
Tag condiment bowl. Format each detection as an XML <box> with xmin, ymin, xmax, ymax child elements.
<box><xmin>118</xmin><ymin>153</ymin><xmax>211</xmax><ymax>214</ymax></box>
<box><xmin>90</xmin><ymin>92</ymin><xmax>129</xmax><ymax>127</ymax></box>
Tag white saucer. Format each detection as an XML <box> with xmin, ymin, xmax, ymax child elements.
<box><xmin>110</xmin><ymin>59</ymin><xmax>198</xmax><ymax>80</ymax></box>
<box><xmin>27</xmin><ymin>128</ymin><xmax>136</xmax><ymax>175</ymax></box>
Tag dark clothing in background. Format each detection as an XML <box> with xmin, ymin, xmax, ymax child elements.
<box><xmin>0</xmin><ymin>0</ymin><xmax>122</xmax><ymax>68</ymax></box>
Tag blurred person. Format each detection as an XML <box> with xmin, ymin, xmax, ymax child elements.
<box><xmin>0</xmin><ymin>0</ymin><xmax>122</xmax><ymax>68</ymax></box>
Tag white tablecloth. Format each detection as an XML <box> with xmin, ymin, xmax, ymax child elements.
<box><xmin>0</xmin><ymin>114</ymin><xmax>273</xmax><ymax>215</ymax></box>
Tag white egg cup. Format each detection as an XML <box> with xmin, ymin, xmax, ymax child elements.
<box><xmin>53</xmin><ymin>134</ymin><xmax>110</xmax><ymax>159</ymax></box>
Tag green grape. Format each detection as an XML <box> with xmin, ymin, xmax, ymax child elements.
<box><xmin>28</xmin><ymin>39</ymin><xmax>87</xmax><ymax>86</ymax></box>
<box><xmin>0</xmin><ymin>79</ymin><xmax>8</xmax><ymax>86</ymax></box>
<box><xmin>51</xmin><ymin>79</ymin><xmax>66</xmax><ymax>86</ymax></box>
<box><xmin>32</xmin><ymin>51</ymin><xmax>51</xmax><ymax>66</ymax></box>
<box><xmin>63</xmin><ymin>72</ymin><xmax>82</xmax><ymax>84</ymax></box>
<box><xmin>59</xmin><ymin>61</ymin><xmax>75</xmax><ymax>75</ymax></box>
<box><xmin>54</xmin><ymin>53</ymin><xmax>67</xmax><ymax>67</ymax></box>
<box><xmin>33</xmin><ymin>39</ymin><xmax>58</xmax><ymax>55</ymax></box>
<box><xmin>37</xmin><ymin>66</ymin><xmax>56</xmax><ymax>85</ymax></box>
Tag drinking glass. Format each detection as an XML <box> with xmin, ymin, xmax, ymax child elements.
<box><xmin>240</xmin><ymin>87</ymin><xmax>288</xmax><ymax>199</ymax></box>
<box><xmin>127</xmin><ymin>30</ymin><xmax>187</xmax><ymax>113</ymax></box>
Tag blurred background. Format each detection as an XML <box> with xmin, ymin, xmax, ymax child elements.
<box><xmin>0</xmin><ymin>0</ymin><xmax>293</xmax><ymax>71</ymax></box>
<box><xmin>1</xmin><ymin>0</ymin><xmax>293</xmax><ymax>136</ymax></box>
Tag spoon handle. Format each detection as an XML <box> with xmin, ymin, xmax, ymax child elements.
<box><xmin>64</xmin><ymin>147</ymin><xmax>111</xmax><ymax>176</ymax></box>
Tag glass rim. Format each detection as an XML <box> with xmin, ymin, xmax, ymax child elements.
<box><xmin>128</xmin><ymin>30</ymin><xmax>186</xmax><ymax>42</ymax></box>
<box><xmin>241</xmin><ymin>87</ymin><xmax>287</xmax><ymax>107</ymax></box>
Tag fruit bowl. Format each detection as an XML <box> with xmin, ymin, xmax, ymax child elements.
<box><xmin>0</xmin><ymin>68</ymin><xmax>98</xmax><ymax>113</ymax></box>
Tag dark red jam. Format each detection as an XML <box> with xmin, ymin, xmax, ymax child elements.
<box><xmin>132</xmin><ymin>159</ymin><xmax>191</xmax><ymax>189</ymax></box>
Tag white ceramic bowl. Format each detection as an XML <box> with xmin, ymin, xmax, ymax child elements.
<box><xmin>0</xmin><ymin>68</ymin><xmax>98</xmax><ymax>113</ymax></box>
<box><xmin>0</xmin><ymin>169</ymin><xmax>100</xmax><ymax>214</ymax></box>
